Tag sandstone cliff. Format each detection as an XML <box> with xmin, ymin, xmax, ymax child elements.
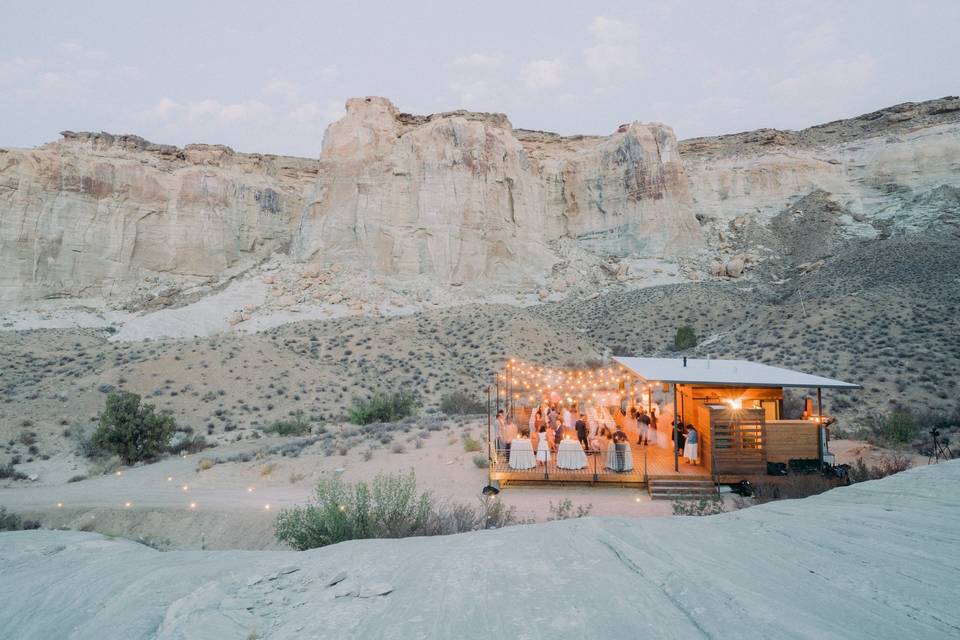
<box><xmin>681</xmin><ymin>96</ymin><xmax>960</xmax><ymax>236</ymax></box>
<box><xmin>0</xmin><ymin>133</ymin><xmax>317</xmax><ymax>302</ymax></box>
<box><xmin>294</xmin><ymin>97</ymin><xmax>701</xmax><ymax>289</ymax></box>
<box><xmin>2</xmin><ymin>96</ymin><xmax>958</xmax><ymax>305</ymax></box>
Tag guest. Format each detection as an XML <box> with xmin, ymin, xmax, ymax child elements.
<box><xmin>684</xmin><ymin>425</ymin><xmax>699</xmax><ymax>464</ymax></box>
<box><xmin>501</xmin><ymin>419</ymin><xmax>517</xmax><ymax>456</ymax></box>
<box><xmin>553</xmin><ymin>417</ymin><xmax>564</xmax><ymax>451</ymax></box>
<box><xmin>612</xmin><ymin>425</ymin><xmax>628</xmax><ymax>472</ymax></box>
<box><xmin>575</xmin><ymin>413</ymin><xmax>589</xmax><ymax>451</ymax></box>
<box><xmin>547</xmin><ymin>406</ymin><xmax>558</xmax><ymax>430</ymax></box>
<box><xmin>562</xmin><ymin>406</ymin><xmax>573</xmax><ymax>437</ymax></box>
<box><xmin>495</xmin><ymin>410</ymin><xmax>507</xmax><ymax>457</ymax></box>
<box><xmin>637</xmin><ymin>408</ymin><xmax>651</xmax><ymax>445</ymax></box>
<box><xmin>536</xmin><ymin>424</ymin><xmax>551</xmax><ymax>465</ymax></box>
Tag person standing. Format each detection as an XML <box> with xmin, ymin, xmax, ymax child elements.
<box><xmin>553</xmin><ymin>417</ymin><xmax>564</xmax><ymax>452</ymax></box>
<box><xmin>536</xmin><ymin>424</ymin><xmax>551</xmax><ymax>465</ymax></box>
<box><xmin>684</xmin><ymin>425</ymin><xmax>698</xmax><ymax>464</ymax></box>
<box><xmin>575</xmin><ymin>413</ymin><xmax>589</xmax><ymax>451</ymax></box>
<box><xmin>637</xmin><ymin>408</ymin><xmax>651</xmax><ymax>445</ymax></box>
<box><xmin>612</xmin><ymin>425</ymin><xmax>628</xmax><ymax>472</ymax></box>
<box><xmin>495</xmin><ymin>410</ymin><xmax>507</xmax><ymax>458</ymax></box>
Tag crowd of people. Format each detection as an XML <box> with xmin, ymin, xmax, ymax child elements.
<box><xmin>493</xmin><ymin>401</ymin><xmax>700</xmax><ymax>466</ymax></box>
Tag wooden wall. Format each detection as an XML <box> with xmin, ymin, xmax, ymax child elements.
<box><xmin>766</xmin><ymin>420</ymin><xmax>820</xmax><ymax>463</ymax></box>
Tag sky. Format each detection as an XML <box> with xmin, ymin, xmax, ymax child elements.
<box><xmin>1</xmin><ymin>0</ymin><xmax>957</xmax><ymax>157</ymax></box>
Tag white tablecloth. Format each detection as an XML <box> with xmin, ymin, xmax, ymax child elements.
<box><xmin>556</xmin><ymin>439</ymin><xmax>588</xmax><ymax>470</ymax></box>
<box><xmin>508</xmin><ymin>439</ymin><xmax>536</xmax><ymax>470</ymax></box>
<box><xmin>605</xmin><ymin>442</ymin><xmax>634</xmax><ymax>472</ymax></box>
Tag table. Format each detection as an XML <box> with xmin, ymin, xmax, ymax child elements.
<box><xmin>508</xmin><ymin>439</ymin><xmax>536</xmax><ymax>470</ymax></box>
<box><xmin>605</xmin><ymin>442</ymin><xmax>634</xmax><ymax>472</ymax></box>
<box><xmin>556</xmin><ymin>439</ymin><xmax>588</xmax><ymax>470</ymax></box>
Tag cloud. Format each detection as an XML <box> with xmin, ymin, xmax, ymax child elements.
<box><xmin>522</xmin><ymin>58</ymin><xmax>563</xmax><ymax>90</ymax></box>
<box><xmin>584</xmin><ymin>16</ymin><xmax>643</xmax><ymax>82</ymax></box>
<box><xmin>262</xmin><ymin>78</ymin><xmax>306</xmax><ymax>101</ymax></box>
<box><xmin>449</xmin><ymin>52</ymin><xmax>502</xmax><ymax>69</ymax></box>
<box><xmin>775</xmin><ymin>54</ymin><xmax>876</xmax><ymax>98</ymax></box>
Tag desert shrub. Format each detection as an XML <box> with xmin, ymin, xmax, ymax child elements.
<box><xmin>168</xmin><ymin>435</ymin><xmax>210</xmax><ymax>456</ymax></box>
<box><xmin>671</xmin><ymin>495</ymin><xmax>725</xmax><ymax>516</ymax></box>
<box><xmin>472</xmin><ymin>454</ymin><xmax>488</xmax><ymax>468</ymax></box>
<box><xmin>673</xmin><ymin>325</ymin><xmax>697</xmax><ymax>350</ymax></box>
<box><xmin>548</xmin><ymin>498</ymin><xmax>593</xmax><ymax>520</ymax></box>
<box><xmin>462</xmin><ymin>433</ymin><xmax>482</xmax><ymax>452</ymax></box>
<box><xmin>848</xmin><ymin>456</ymin><xmax>913</xmax><ymax>483</ymax></box>
<box><xmin>390</xmin><ymin>442</ymin><xmax>406</xmax><ymax>454</ymax></box>
<box><xmin>751</xmin><ymin>475</ymin><xmax>835</xmax><ymax>502</ymax></box>
<box><xmin>197</xmin><ymin>458</ymin><xmax>215</xmax><ymax>471</ymax></box>
<box><xmin>92</xmin><ymin>392</ymin><xmax>176</xmax><ymax>464</ymax></box>
<box><xmin>0</xmin><ymin>463</ymin><xmax>28</xmax><ymax>481</ymax></box>
<box><xmin>878</xmin><ymin>409</ymin><xmax>920</xmax><ymax>443</ymax></box>
<box><xmin>348</xmin><ymin>391</ymin><xmax>418</xmax><ymax>425</ymax></box>
<box><xmin>0</xmin><ymin>507</ymin><xmax>40</xmax><ymax>531</ymax></box>
<box><xmin>263</xmin><ymin>412</ymin><xmax>311</xmax><ymax>436</ymax></box>
<box><xmin>275</xmin><ymin>470</ymin><xmax>515</xmax><ymax>550</ymax></box>
<box><xmin>439</xmin><ymin>391</ymin><xmax>486</xmax><ymax>415</ymax></box>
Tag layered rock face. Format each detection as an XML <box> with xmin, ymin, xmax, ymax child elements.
<box><xmin>681</xmin><ymin>97</ymin><xmax>960</xmax><ymax>234</ymax></box>
<box><xmin>0</xmin><ymin>133</ymin><xmax>317</xmax><ymax>302</ymax></box>
<box><xmin>294</xmin><ymin>97</ymin><xmax>701</xmax><ymax>288</ymax></box>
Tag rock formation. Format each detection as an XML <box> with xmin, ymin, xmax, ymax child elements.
<box><xmin>0</xmin><ymin>133</ymin><xmax>317</xmax><ymax>302</ymax></box>
<box><xmin>681</xmin><ymin>96</ymin><xmax>960</xmax><ymax>234</ymax></box>
<box><xmin>1</xmin><ymin>96</ymin><xmax>958</xmax><ymax>304</ymax></box>
<box><xmin>294</xmin><ymin>97</ymin><xmax>701</xmax><ymax>288</ymax></box>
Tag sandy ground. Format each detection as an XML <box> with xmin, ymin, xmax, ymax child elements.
<box><xmin>0</xmin><ymin>430</ymin><xmax>679</xmax><ymax>549</ymax></box>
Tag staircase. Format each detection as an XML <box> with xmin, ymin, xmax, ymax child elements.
<box><xmin>648</xmin><ymin>477</ymin><xmax>718</xmax><ymax>500</ymax></box>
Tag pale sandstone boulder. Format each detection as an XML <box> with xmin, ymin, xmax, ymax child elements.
<box><xmin>724</xmin><ymin>257</ymin><xmax>745</xmax><ymax>278</ymax></box>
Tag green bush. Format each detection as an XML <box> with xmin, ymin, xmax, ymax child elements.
<box><xmin>275</xmin><ymin>470</ymin><xmax>516</xmax><ymax>550</ymax></box>
<box><xmin>263</xmin><ymin>412</ymin><xmax>311</xmax><ymax>436</ymax></box>
<box><xmin>347</xmin><ymin>391</ymin><xmax>417</xmax><ymax>425</ymax></box>
<box><xmin>673</xmin><ymin>325</ymin><xmax>697</xmax><ymax>350</ymax></box>
<box><xmin>462</xmin><ymin>434</ymin><xmax>482</xmax><ymax>452</ymax></box>
<box><xmin>439</xmin><ymin>391</ymin><xmax>486</xmax><ymax>415</ymax></box>
<box><xmin>0</xmin><ymin>463</ymin><xmax>28</xmax><ymax>481</ymax></box>
<box><xmin>91</xmin><ymin>392</ymin><xmax>176</xmax><ymax>464</ymax></box>
<box><xmin>879</xmin><ymin>409</ymin><xmax>920</xmax><ymax>443</ymax></box>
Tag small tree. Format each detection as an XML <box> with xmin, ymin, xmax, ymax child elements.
<box><xmin>674</xmin><ymin>325</ymin><xmax>697</xmax><ymax>350</ymax></box>
<box><xmin>92</xmin><ymin>392</ymin><xmax>176</xmax><ymax>464</ymax></box>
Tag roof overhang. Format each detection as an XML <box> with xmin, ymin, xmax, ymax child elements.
<box><xmin>613</xmin><ymin>356</ymin><xmax>861</xmax><ymax>390</ymax></box>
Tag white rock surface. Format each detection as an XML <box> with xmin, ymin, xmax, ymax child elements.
<box><xmin>1</xmin><ymin>461</ymin><xmax>958</xmax><ymax>639</ymax></box>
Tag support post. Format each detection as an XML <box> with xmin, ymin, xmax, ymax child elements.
<box><xmin>487</xmin><ymin>385</ymin><xmax>493</xmax><ymax>484</ymax></box>
<box><xmin>673</xmin><ymin>384</ymin><xmax>679</xmax><ymax>473</ymax></box>
<box><xmin>817</xmin><ymin>386</ymin><xmax>824</xmax><ymax>465</ymax></box>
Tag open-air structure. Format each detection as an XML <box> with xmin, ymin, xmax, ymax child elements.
<box><xmin>486</xmin><ymin>356</ymin><xmax>860</xmax><ymax>493</ymax></box>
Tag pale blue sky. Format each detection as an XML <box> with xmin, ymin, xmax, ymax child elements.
<box><xmin>2</xmin><ymin>0</ymin><xmax>957</xmax><ymax>156</ymax></box>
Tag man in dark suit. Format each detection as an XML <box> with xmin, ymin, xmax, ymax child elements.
<box><xmin>612</xmin><ymin>425</ymin><xmax>628</xmax><ymax>471</ymax></box>
<box><xmin>575</xmin><ymin>413</ymin><xmax>589</xmax><ymax>451</ymax></box>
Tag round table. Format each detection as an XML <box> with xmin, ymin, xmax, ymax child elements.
<box><xmin>605</xmin><ymin>442</ymin><xmax>634</xmax><ymax>472</ymax></box>
<box><xmin>508</xmin><ymin>439</ymin><xmax>536</xmax><ymax>470</ymax></box>
<box><xmin>556</xmin><ymin>439</ymin><xmax>588</xmax><ymax>470</ymax></box>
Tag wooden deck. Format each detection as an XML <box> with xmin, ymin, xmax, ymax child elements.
<box><xmin>491</xmin><ymin>440</ymin><xmax>710</xmax><ymax>486</ymax></box>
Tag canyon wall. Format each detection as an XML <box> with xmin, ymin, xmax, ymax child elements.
<box><xmin>681</xmin><ymin>97</ymin><xmax>960</xmax><ymax>234</ymax></box>
<box><xmin>0</xmin><ymin>133</ymin><xmax>317</xmax><ymax>302</ymax></box>
<box><xmin>293</xmin><ymin>97</ymin><xmax>701</xmax><ymax>288</ymax></box>
<box><xmin>1</xmin><ymin>96</ymin><xmax>958</xmax><ymax>303</ymax></box>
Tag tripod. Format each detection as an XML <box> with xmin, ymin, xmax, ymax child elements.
<box><xmin>928</xmin><ymin>429</ymin><xmax>954</xmax><ymax>464</ymax></box>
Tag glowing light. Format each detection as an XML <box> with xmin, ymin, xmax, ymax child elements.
<box><xmin>338</xmin><ymin>504</ymin><xmax>347</xmax><ymax>512</ymax></box>
<box><xmin>247</xmin><ymin>486</ymin><xmax>255</xmax><ymax>493</ymax></box>
<box><xmin>56</xmin><ymin>502</ymin><xmax>63</xmax><ymax>508</ymax></box>
<box><xmin>635</xmin><ymin>497</ymin><xmax>641</xmax><ymax>503</ymax></box>
<box><xmin>189</xmin><ymin>502</ymin><xmax>197</xmax><ymax>510</ymax></box>
<box><xmin>726</xmin><ymin>398</ymin><xmax>743</xmax><ymax>410</ymax></box>
<box><xmin>167</xmin><ymin>476</ymin><xmax>173</xmax><ymax>482</ymax></box>
<box><xmin>264</xmin><ymin>504</ymin><xmax>271</xmax><ymax>511</ymax></box>
<box><xmin>124</xmin><ymin>501</ymin><xmax>132</xmax><ymax>508</ymax></box>
<box><xmin>115</xmin><ymin>471</ymin><xmax>122</xmax><ymax>476</ymax></box>
<box><xmin>182</xmin><ymin>485</ymin><xmax>189</xmax><ymax>491</ymax></box>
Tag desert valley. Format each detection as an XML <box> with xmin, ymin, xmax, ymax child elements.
<box><xmin>1</xmin><ymin>19</ymin><xmax>959</xmax><ymax>637</ymax></box>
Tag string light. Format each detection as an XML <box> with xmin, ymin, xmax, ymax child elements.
<box><xmin>189</xmin><ymin>502</ymin><xmax>197</xmax><ymax>510</ymax></box>
<box><xmin>264</xmin><ymin>504</ymin><xmax>271</xmax><ymax>511</ymax></box>
<box><xmin>124</xmin><ymin>501</ymin><xmax>132</xmax><ymax>508</ymax></box>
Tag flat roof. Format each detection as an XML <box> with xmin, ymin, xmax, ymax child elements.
<box><xmin>613</xmin><ymin>356</ymin><xmax>860</xmax><ymax>389</ymax></box>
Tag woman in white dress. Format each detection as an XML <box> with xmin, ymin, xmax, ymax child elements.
<box><xmin>536</xmin><ymin>425</ymin><xmax>551</xmax><ymax>464</ymax></box>
<box><xmin>683</xmin><ymin>426</ymin><xmax>699</xmax><ymax>463</ymax></box>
